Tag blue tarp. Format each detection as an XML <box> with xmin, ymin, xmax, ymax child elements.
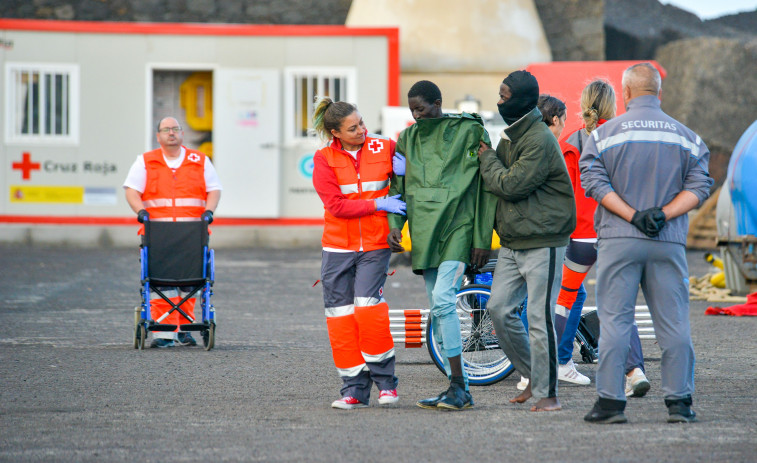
<box><xmin>727</xmin><ymin>120</ymin><xmax>757</xmax><ymax>235</ymax></box>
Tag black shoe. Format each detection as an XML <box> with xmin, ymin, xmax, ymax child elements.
<box><xmin>437</xmin><ymin>380</ymin><xmax>474</xmax><ymax>410</ymax></box>
<box><xmin>584</xmin><ymin>397</ymin><xmax>628</xmax><ymax>424</ymax></box>
<box><xmin>177</xmin><ymin>332</ymin><xmax>197</xmax><ymax>346</ymax></box>
<box><xmin>150</xmin><ymin>338</ymin><xmax>175</xmax><ymax>348</ymax></box>
<box><xmin>416</xmin><ymin>393</ymin><xmax>445</xmax><ymax>409</ymax></box>
<box><xmin>666</xmin><ymin>396</ymin><xmax>697</xmax><ymax>423</ymax></box>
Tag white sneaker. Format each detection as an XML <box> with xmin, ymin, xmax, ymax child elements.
<box><xmin>558</xmin><ymin>359</ymin><xmax>591</xmax><ymax>385</ymax></box>
<box><xmin>625</xmin><ymin>368</ymin><xmax>650</xmax><ymax>397</ymax></box>
<box><xmin>516</xmin><ymin>376</ymin><xmax>529</xmax><ymax>391</ymax></box>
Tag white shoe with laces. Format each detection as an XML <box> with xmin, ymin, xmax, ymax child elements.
<box><xmin>625</xmin><ymin>367</ymin><xmax>650</xmax><ymax>397</ymax></box>
<box><xmin>558</xmin><ymin>359</ymin><xmax>591</xmax><ymax>385</ymax></box>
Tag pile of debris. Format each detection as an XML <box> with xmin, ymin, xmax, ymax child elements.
<box><xmin>689</xmin><ymin>273</ymin><xmax>746</xmax><ymax>302</ymax></box>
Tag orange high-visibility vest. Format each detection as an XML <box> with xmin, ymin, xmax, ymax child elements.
<box><xmin>321</xmin><ymin>136</ymin><xmax>393</xmax><ymax>251</ymax></box>
<box><xmin>142</xmin><ymin>148</ymin><xmax>207</xmax><ymax>221</ymax></box>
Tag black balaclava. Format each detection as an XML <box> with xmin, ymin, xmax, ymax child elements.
<box><xmin>497</xmin><ymin>70</ymin><xmax>539</xmax><ymax>125</ymax></box>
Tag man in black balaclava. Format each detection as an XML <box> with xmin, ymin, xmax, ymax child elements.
<box><xmin>497</xmin><ymin>70</ymin><xmax>540</xmax><ymax>125</ymax></box>
<box><xmin>477</xmin><ymin>70</ymin><xmax>577</xmax><ymax>413</ymax></box>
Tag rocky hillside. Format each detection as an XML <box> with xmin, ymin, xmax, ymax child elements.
<box><xmin>0</xmin><ymin>0</ymin><xmax>352</xmax><ymax>24</ymax></box>
<box><xmin>604</xmin><ymin>0</ymin><xmax>753</xmax><ymax>59</ymax></box>
<box><xmin>656</xmin><ymin>36</ymin><xmax>757</xmax><ymax>185</ymax></box>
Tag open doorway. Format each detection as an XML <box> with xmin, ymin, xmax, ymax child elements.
<box><xmin>152</xmin><ymin>69</ymin><xmax>213</xmax><ymax>158</ymax></box>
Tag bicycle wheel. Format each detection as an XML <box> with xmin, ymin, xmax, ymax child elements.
<box><xmin>426</xmin><ymin>284</ymin><xmax>513</xmax><ymax>385</ymax></box>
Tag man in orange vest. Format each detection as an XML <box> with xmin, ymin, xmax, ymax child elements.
<box><xmin>123</xmin><ymin>116</ymin><xmax>222</xmax><ymax>348</ymax></box>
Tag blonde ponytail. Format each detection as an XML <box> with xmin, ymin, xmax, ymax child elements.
<box><xmin>580</xmin><ymin>79</ymin><xmax>616</xmax><ymax>134</ymax></box>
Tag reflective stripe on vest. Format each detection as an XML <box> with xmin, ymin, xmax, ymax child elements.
<box><xmin>142</xmin><ymin>197</ymin><xmax>207</xmax><ymax>209</ymax></box>
<box><xmin>339</xmin><ymin>183</ymin><xmax>359</xmax><ymax>195</ymax></box>
<box><xmin>362</xmin><ymin>179</ymin><xmax>390</xmax><ymax>192</ymax></box>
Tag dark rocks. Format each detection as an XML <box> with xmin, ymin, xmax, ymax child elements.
<box><xmin>0</xmin><ymin>0</ymin><xmax>353</xmax><ymax>24</ymax></box>
<box><xmin>533</xmin><ymin>0</ymin><xmax>605</xmax><ymax>61</ymax></box>
<box><xmin>707</xmin><ymin>9</ymin><xmax>757</xmax><ymax>34</ymax></box>
<box><xmin>604</xmin><ymin>0</ymin><xmax>752</xmax><ymax>60</ymax></box>
<box><xmin>656</xmin><ymin>36</ymin><xmax>757</xmax><ymax>187</ymax></box>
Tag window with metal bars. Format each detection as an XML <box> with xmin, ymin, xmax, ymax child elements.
<box><xmin>5</xmin><ymin>63</ymin><xmax>79</xmax><ymax>143</ymax></box>
<box><xmin>284</xmin><ymin>67</ymin><xmax>357</xmax><ymax>140</ymax></box>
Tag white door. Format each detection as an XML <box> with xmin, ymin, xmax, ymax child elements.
<box><xmin>212</xmin><ymin>69</ymin><xmax>280</xmax><ymax>217</ymax></box>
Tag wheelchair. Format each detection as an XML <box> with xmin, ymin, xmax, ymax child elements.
<box><xmin>133</xmin><ymin>219</ymin><xmax>216</xmax><ymax>350</ymax></box>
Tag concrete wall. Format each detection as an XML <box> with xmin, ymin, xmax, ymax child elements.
<box><xmin>346</xmin><ymin>0</ymin><xmax>551</xmax><ymax>113</ymax></box>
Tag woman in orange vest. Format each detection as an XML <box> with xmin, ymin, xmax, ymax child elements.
<box><xmin>311</xmin><ymin>98</ymin><xmax>406</xmax><ymax>409</ymax></box>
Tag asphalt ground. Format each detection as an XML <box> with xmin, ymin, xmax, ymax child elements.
<box><xmin>1</xmin><ymin>244</ymin><xmax>756</xmax><ymax>462</ymax></box>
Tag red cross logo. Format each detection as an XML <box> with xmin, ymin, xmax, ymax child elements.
<box><xmin>188</xmin><ymin>153</ymin><xmax>201</xmax><ymax>163</ymax></box>
<box><xmin>368</xmin><ymin>139</ymin><xmax>384</xmax><ymax>154</ymax></box>
<box><xmin>12</xmin><ymin>152</ymin><xmax>41</xmax><ymax>180</ymax></box>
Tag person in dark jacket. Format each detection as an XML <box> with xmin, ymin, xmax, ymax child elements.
<box><xmin>477</xmin><ymin>70</ymin><xmax>576</xmax><ymax>412</ymax></box>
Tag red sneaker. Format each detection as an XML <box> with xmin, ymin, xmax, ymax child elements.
<box><xmin>331</xmin><ymin>396</ymin><xmax>368</xmax><ymax>410</ymax></box>
<box><xmin>378</xmin><ymin>389</ymin><xmax>399</xmax><ymax>405</ymax></box>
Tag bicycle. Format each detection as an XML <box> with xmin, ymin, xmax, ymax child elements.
<box><xmin>389</xmin><ymin>258</ymin><xmax>657</xmax><ymax>386</ymax></box>
<box><xmin>390</xmin><ymin>260</ymin><xmax>514</xmax><ymax>386</ymax></box>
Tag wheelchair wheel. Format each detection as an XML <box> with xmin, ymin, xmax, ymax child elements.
<box><xmin>426</xmin><ymin>284</ymin><xmax>513</xmax><ymax>386</ymax></box>
<box><xmin>136</xmin><ymin>324</ymin><xmax>146</xmax><ymax>350</ymax></box>
<box><xmin>133</xmin><ymin>307</ymin><xmax>140</xmax><ymax>349</ymax></box>
<box><xmin>203</xmin><ymin>322</ymin><xmax>215</xmax><ymax>351</ymax></box>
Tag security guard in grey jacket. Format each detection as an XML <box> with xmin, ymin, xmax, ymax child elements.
<box><xmin>580</xmin><ymin>63</ymin><xmax>713</xmax><ymax>424</ymax></box>
<box><xmin>478</xmin><ymin>70</ymin><xmax>576</xmax><ymax>412</ymax></box>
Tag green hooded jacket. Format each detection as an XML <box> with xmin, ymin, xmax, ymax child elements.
<box><xmin>388</xmin><ymin>113</ymin><xmax>496</xmax><ymax>274</ymax></box>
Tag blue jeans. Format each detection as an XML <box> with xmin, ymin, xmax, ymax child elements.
<box><xmin>520</xmin><ymin>284</ymin><xmax>585</xmax><ymax>364</ymax></box>
<box><xmin>423</xmin><ymin>261</ymin><xmax>468</xmax><ymax>388</ymax></box>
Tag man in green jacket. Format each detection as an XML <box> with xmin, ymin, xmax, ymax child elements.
<box><xmin>387</xmin><ymin>80</ymin><xmax>496</xmax><ymax>410</ymax></box>
<box><xmin>478</xmin><ymin>70</ymin><xmax>576</xmax><ymax>412</ymax></box>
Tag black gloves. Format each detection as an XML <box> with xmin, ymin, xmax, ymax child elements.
<box><xmin>201</xmin><ymin>210</ymin><xmax>214</xmax><ymax>224</ymax></box>
<box><xmin>631</xmin><ymin>207</ymin><xmax>666</xmax><ymax>237</ymax></box>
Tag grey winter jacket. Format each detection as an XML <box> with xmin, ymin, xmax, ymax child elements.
<box><xmin>579</xmin><ymin>95</ymin><xmax>713</xmax><ymax>245</ymax></box>
<box><xmin>479</xmin><ymin>107</ymin><xmax>576</xmax><ymax>250</ymax></box>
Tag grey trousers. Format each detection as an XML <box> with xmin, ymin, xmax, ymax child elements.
<box><xmin>595</xmin><ymin>238</ymin><xmax>694</xmax><ymax>401</ymax></box>
<box><xmin>487</xmin><ymin>246</ymin><xmax>565</xmax><ymax>400</ymax></box>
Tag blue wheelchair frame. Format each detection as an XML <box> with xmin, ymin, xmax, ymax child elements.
<box><xmin>133</xmin><ymin>219</ymin><xmax>216</xmax><ymax>350</ymax></box>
